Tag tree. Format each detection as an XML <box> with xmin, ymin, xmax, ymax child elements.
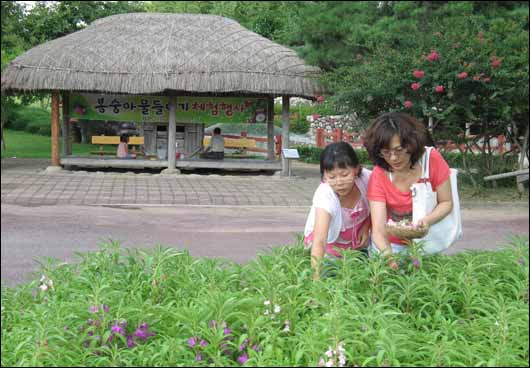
<box><xmin>298</xmin><ymin>1</ymin><xmax>529</xmax><ymax>183</ymax></box>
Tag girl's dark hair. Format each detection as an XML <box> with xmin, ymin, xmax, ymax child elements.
<box><xmin>120</xmin><ymin>134</ymin><xmax>128</xmax><ymax>143</ymax></box>
<box><xmin>320</xmin><ymin>141</ymin><xmax>362</xmax><ymax>178</ymax></box>
<box><xmin>363</xmin><ymin>112</ymin><xmax>430</xmax><ymax>171</ymax></box>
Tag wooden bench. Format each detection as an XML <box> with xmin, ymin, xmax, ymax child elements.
<box><xmin>203</xmin><ymin>136</ymin><xmax>257</xmax><ymax>150</ymax></box>
<box><xmin>484</xmin><ymin>169</ymin><xmax>529</xmax><ymax>193</ymax></box>
<box><xmin>91</xmin><ymin>136</ymin><xmax>144</xmax><ymax>156</ymax></box>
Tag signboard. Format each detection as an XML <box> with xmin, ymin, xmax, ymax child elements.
<box><xmin>69</xmin><ymin>93</ymin><xmax>269</xmax><ymax>124</ymax></box>
<box><xmin>282</xmin><ymin>149</ymin><xmax>300</xmax><ymax>159</ymax></box>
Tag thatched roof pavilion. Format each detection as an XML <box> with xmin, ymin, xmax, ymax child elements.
<box><xmin>1</xmin><ymin>13</ymin><xmax>322</xmax><ymax>173</ymax></box>
<box><xmin>1</xmin><ymin>12</ymin><xmax>321</xmax><ymax>98</ymax></box>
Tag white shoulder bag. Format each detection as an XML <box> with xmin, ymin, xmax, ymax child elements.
<box><xmin>411</xmin><ymin>147</ymin><xmax>463</xmax><ymax>254</ymax></box>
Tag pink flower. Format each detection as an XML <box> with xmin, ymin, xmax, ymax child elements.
<box><xmin>404</xmin><ymin>101</ymin><xmax>412</xmax><ymax>108</ymax></box>
<box><xmin>426</xmin><ymin>50</ymin><xmax>440</xmax><ymax>62</ymax></box>
<box><xmin>482</xmin><ymin>77</ymin><xmax>491</xmax><ymax>83</ymax></box>
<box><xmin>457</xmin><ymin>72</ymin><xmax>468</xmax><ymax>79</ymax></box>
<box><xmin>435</xmin><ymin>85</ymin><xmax>445</xmax><ymax>93</ymax></box>
<box><xmin>491</xmin><ymin>56</ymin><xmax>502</xmax><ymax>68</ymax></box>
<box><xmin>411</xmin><ymin>83</ymin><xmax>421</xmax><ymax>91</ymax></box>
<box><xmin>316</xmin><ymin>95</ymin><xmax>325</xmax><ymax>103</ymax></box>
<box><xmin>412</xmin><ymin>70</ymin><xmax>425</xmax><ymax>78</ymax></box>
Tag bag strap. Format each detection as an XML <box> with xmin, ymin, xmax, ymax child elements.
<box><xmin>421</xmin><ymin>146</ymin><xmax>433</xmax><ymax>180</ymax></box>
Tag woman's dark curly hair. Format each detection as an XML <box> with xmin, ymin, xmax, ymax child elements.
<box><xmin>363</xmin><ymin>112</ymin><xmax>432</xmax><ymax>172</ymax></box>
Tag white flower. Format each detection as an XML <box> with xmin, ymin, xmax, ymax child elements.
<box><xmin>274</xmin><ymin>304</ymin><xmax>281</xmax><ymax>314</ymax></box>
<box><xmin>264</xmin><ymin>300</ymin><xmax>271</xmax><ymax>306</ymax></box>
<box><xmin>339</xmin><ymin>356</ymin><xmax>347</xmax><ymax>367</ymax></box>
<box><xmin>47</xmin><ymin>280</ymin><xmax>54</xmax><ymax>289</ymax></box>
<box><xmin>325</xmin><ymin>348</ymin><xmax>334</xmax><ymax>358</ymax></box>
<box><xmin>39</xmin><ymin>284</ymin><xmax>48</xmax><ymax>291</ymax></box>
<box><xmin>264</xmin><ymin>309</ymin><xmax>270</xmax><ymax>316</ymax></box>
<box><xmin>325</xmin><ymin>360</ymin><xmax>334</xmax><ymax>367</ymax></box>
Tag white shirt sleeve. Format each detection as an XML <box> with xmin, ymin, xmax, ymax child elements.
<box><xmin>304</xmin><ymin>183</ymin><xmax>342</xmax><ymax>243</ymax></box>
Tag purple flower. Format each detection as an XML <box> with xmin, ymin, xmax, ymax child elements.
<box><xmin>87</xmin><ymin>330</ymin><xmax>94</xmax><ymax>336</ymax></box>
<box><xmin>251</xmin><ymin>344</ymin><xmax>261</xmax><ymax>352</ymax></box>
<box><xmin>111</xmin><ymin>323</ymin><xmax>125</xmax><ymax>335</ymax></box>
<box><xmin>239</xmin><ymin>338</ymin><xmax>249</xmax><ymax>351</ymax></box>
<box><xmin>139</xmin><ymin>322</ymin><xmax>149</xmax><ymax>330</ymax></box>
<box><xmin>196</xmin><ymin>353</ymin><xmax>203</xmax><ymax>362</ymax></box>
<box><xmin>134</xmin><ymin>328</ymin><xmax>155</xmax><ymax>341</ymax></box>
<box><xmin>517</xmin><ymin>258</ymin><xmax>525</xmax><ymax>265</ymax></box>
<box><xmin>223</xmin><ymin>327</ymin><xmax>232</xmax><ymax>335</ymax></box>
<box><xmin>119</xmin><ymin>321</ymin><xmax>128</xmax><ymax>329</ymax></box>
<box><xmin>209</xmin><ymin>320</ymin><xmax>218</xmax><ymax>328</ymax></box>
<box><xmin>187</xmin><ymin>337</ymin><xmax>197</xmax><ymax>348</ymax></box>
<box><xmin>87</xmin><ymin>319</ymin><xmax>94</xmax><ymax>326</ymax></box>
<box><xmin>89</xmin><ymin>305</ymin><xmax>99</xmax><ymax>313</ymax></box>
<box><xmin>200</xmin><ymin>339</ymin><xmax>208</xmax><ymax>347</ymax></box>
<box><xmin>63</xmin><ymin>325</ymin><xmax>69</xmax><ymax>331</ymax></box>
<box><xmin>102</xmin><ymin>305</ymin><xmax>110</xmax><ymax>313</ymax></box>
<box><xmin>412</xmin><ymin>258</ymin><xmax>421</xmax><ymax>268</ymax></box>
<box><xmin>127</xmin><ymin>334</ymin><xmax>136</xmax><ymax>348</ymax></box>
<box><xmin>237</xmin><ymin>352</ymin><xmax>249</xmax><ymax>364</ymax></box>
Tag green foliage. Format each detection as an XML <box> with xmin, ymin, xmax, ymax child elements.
<box><xmin>1</xmin><ymin>129</ymin><xmax>93</xmax><ymax>158</ymax></box>
<box><xmin>2</xmin><ymin>237</ymin><xmax>528</xmax><ymax>366</ymax></box>
<box><xmin>4</xmin><ymin>104</ymin><xmax>52</xmax><ymax>136</ymax></box>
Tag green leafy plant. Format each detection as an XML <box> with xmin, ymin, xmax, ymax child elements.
<box><xmin>2</xmin><ymin>236</ymin><xmax>528</xmax><ymax>366</ymax></box>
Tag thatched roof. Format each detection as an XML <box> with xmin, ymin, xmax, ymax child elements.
<box><xmin>1</xmin><ymin>13</ymin><xmax>322</xmax><ymax>99</ymax></box>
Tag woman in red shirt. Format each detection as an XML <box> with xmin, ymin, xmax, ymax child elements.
<box><xmin>364</xmin><ymin>112</ymin><xmax>453</xmax><ymax>269</ymax></box>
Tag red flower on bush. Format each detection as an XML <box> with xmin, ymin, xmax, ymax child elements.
<box><xmin>426</xmin><ymin>50</ymin><xmax>440</xmax><ymax>62</ymax></box>
<box><xmin>457</xmin><ymin>72</ymin><xmax>468</xmax><ymax>79</ymax></box>
<box><xmin>435</xmin><ymin>85</ymin><xmax>445</xmax><ymax>93</ymax></box>
<box><xmin>412</xmin><ymin>70</ymin><xmax>425</xmax><ymax>78</ymax></box>
<box><xmin>404</xmin><ymin>101</ymin><xmax>412</xmax><ymax>108</ymax></box>
<box><xmin>491</xmin><ymin>56</ymin><xmax>502</xmax><ymax>68</ymax></box>
<box><xmin>411</xmin><ymin>83</ymin><xmax>421</xmax><ymax>91</ymax></box>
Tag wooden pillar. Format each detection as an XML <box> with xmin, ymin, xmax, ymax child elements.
<box><xmin>267</xmin><ymin>97</ymin><xmax>274</xmax><ymax>160</ymax></box>
<box><xmin>51</xmin><ymin>90</ymin><xmax>61</xmax><ymax>166</ymax></box>
<box><xmin>61</xmin><ymin>92</ymin><xmax>72</xmax><ymax>156</ymax></box>
<box><xmin>167</xmin><ymin>95</ymin><xmax>177</xmax><ymax>170</ymax></box>
<box><xmin>281</xmin><ymin>96</ymin><xmax>290</xmax><ymax>176</ymax></box>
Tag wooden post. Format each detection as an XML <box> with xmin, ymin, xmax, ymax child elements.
<box><xmin>51</xmin><ymin>90</ymin><xmax>61</xmax><ymax>166</ymax></box>
<box><xmin>167</xmin><ymin>95</ymin><xmax>177</xmax><ymax>170</ymax></box>
<box><xmin>267</xmin><ymin>97</ymin><xmax>274</xmax><ymax>160</ymax></box>
<box><xmin>281</xmin><ymin>96</ymin><xmax>290</xmax><ymax>176</ymax></box>
<box><xmin>61</xmin><ymin>92</ymin><xmax>72</xmax><ymax>156</ymax></box>
<box><xmin>316</xmin><ymin>128</ymin><xmax>325</xmax><ymax>148</ymax></box>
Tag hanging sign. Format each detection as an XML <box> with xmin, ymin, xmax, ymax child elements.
<box><xmin>69</xmin><ymin>93</ymin><xmax>268</xmax><ymax>124</ymax></box>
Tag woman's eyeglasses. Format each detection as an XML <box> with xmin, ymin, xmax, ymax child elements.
<box><xmin>379</xmin><ymin>147</ymin><xmax>407</xmax><ymax>158</ymax></box>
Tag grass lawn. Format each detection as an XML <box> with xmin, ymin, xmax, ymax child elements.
<box><xmin>2</xmin><ymin>129</ymin><xmax>94</xmax><ymax>158</ymax></box>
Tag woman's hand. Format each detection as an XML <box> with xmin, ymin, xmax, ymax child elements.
<box><xmin>357</xmin><ymin>221</ymin><xmax>371</xmax><ymax>248</ymax></box>
<box><xmin>416</xmin><ymin>217</ymin><xmax>431</xmax><ymax>229</ymax></box>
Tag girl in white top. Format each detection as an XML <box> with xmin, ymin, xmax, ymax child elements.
<box><xmin>304</xmin><ymin>142</ymin><xmax>372</xmax><ymax>280</ymax></box>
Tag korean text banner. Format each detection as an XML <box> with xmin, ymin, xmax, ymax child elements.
<box><xmin>69</xmin><ymin>94</ymin><xmax>269</xmax><ymax>124</ymax></box>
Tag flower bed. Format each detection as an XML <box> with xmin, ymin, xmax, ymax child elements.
<box><xmin>1</xmin><ymin>237</ymin><xmax>528</xmax><ymax>366</ymax></box>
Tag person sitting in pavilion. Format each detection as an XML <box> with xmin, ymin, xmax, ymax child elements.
<box><xmin>200</xmin><ymin>127</ymin><xmax>225</xmax><ymax>160</ymax></box>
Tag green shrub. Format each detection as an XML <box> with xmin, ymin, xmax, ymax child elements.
<box><xmin>295</xmin><ymin>145</ymin><xmax>371</xmax><ymax>167</ymax></box>
<box><xmin>3</xmin><ymin>104</ymin><xmax>52</xmax><ymax>136</ymax></box>
<box><xmin>1</xmin><ymin>237</ymin><xmax>528</xmax><ymax>366</ymax></box>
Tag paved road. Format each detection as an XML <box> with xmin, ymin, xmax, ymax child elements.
<box><xmin>1</xmin><ymin>158</ymin><xmax>528</xmax><ymax>288</ymax></box>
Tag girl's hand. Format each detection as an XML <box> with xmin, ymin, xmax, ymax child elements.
<box><xmin>388</xmin><ymin>259</ymin><xmax>399</xmax><ymax>270</ymax></box>
<box><xmin>357</xmin><ymin>223</ymin><xmax>370</xmax><ymax>248</ymax></box>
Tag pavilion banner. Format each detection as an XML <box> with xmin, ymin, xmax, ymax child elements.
<box><xmin>69</xmin><ymin>93</ymin><xmax>268</xmax><ymax>124</ymax></box>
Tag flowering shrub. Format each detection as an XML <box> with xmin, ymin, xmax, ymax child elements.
<box><xmin>1</xmin><ymin>237</ymin><xmax>528</xmax><ymax>366</ymax></box>
<box><xmin>309</xmin><ymin>114</ymin><xmax>361</xmax><ymax>134</ymax></box>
